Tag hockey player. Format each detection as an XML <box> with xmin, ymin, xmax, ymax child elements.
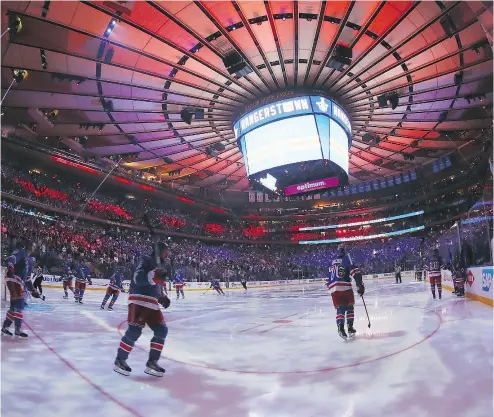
<box><xmin>2</xmin><ymin>242</ymin><xmax>43</xmax><ymax>338</ymax></box>
<box><xmin>61</xmin><ymin>262</ymin><xmax>74</xmax><ymax>299</ymax></box>
<box><xmin>327</xmin><ymin>247</ymin><xmax>365</xmax><ymax>341</ymax></box>
<box><xmin>453</xmin><ymin>263</ymin><xmax>466</xmax><ymax>297</ymax></box>
<box><xmin>395</xmin><ymin>264</ymin><xmax>402</xmax><ymax>284</ymax></box>
<box><xmin>173</xmin><ymin>272</ymin><xmax>186</xmax><ymax>300</ymax></box>
<box><xmin>114</xmin><ymin>242</ymin><xmax>171</xmax><ymax>377</ymax></box>
<box><xmin>210</xmin><ymin>278</ymin><xmax>225</xmax><ymax>295</ymax></box>
<box><xmin>241</xmin><ymin>278</ymin><xmax>248</xmax><ymax>290</ymax></box>
<box><xmin>427</xmin><ymin>248</ymin><xmax>445</xmax><ymax>300</ymax></box>
<box><xmin>32</xmin><ymin>265</ymin><xmax>44</xmax><ymax>296</ymax></box>
<box><xmin>73</xmin><ymin>256</ymin><xmax>92</xmax><ymax>304</ymax></box>
<box><xmin>101</xmin><ymin>267</ymin><xmax>125</xmax><ymax>310</ymax></box>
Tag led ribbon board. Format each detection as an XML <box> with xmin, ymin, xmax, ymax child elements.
<box><xmin>234</xmin><ymin>95</ymin><xmax>351</xmax><ymax>177</ymax></box>
<box><xmin>299</xmin><ymin>226</ymin><xmax>425</xmax><ymax>245</ymax></box>
<box><xmin>299</xmin><ymin>210</ymin><xmax>424</xmax><ymax>231</ymax></box>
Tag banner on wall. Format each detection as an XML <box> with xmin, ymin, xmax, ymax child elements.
<box><xmin>256</xmin><ymin>192</ymin><xmax>264</xmax><ymax>202</ymax></box>
<box><xmin>248</xmin><ymin>192</ymin><xmax>256</xmax><ymax>202</ymax></box>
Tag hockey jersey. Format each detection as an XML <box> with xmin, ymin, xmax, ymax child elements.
<box><xmin>327</xmin><ymin>253</ymin><xmax>360</xmax><ymax>294</ymax></box>
<box><xmin>210</xmin><ymin>279</ymin><xmax>221</xmax><ymax>289</ymax></box>
<box><xmin>173</xmin><ymin>274</ymin><xmax>185</xmax><ymax>288</ymax></box>
<box><xmin>109</xmin><ymin>271</ymin><xmax>125</xmax><ymax>291</ymax></box>
<box><xmin>6</xmin><ymin>248</ymin><xmax>34</xmax><ymax>297</ymax></box>
<box><xmin>426</xmin><ymin>255</ymin><xmax>445</xmax><ymax>280</ymax></box>
<box><xmin>62</xmin><ymin>264</ymin><xmax>72</xmax><ymax>280</ymax></box>
<box><xmin>72</xmin><ymin>263</ymin><xmax>90</xmax><ymax>284</ymax></box>
<box><xmin>129</xmin><ymin>255</ymin><xmax>170</xmax><ymax>310</ymax></box>
<box><xmin>6</xmin><ymin>248</ymin><xmax>28</xmax><ymax>280</ymax></box>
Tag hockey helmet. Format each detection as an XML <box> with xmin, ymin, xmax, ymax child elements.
<box><xmin>337</xmin><ymin>246</ymin><xmax>345</xmax><ymax>258</ymax></box>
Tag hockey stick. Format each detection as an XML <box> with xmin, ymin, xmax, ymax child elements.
<box><xmin>202</xmin><ymin>287</ymin><xmax>211</xmax><ymax>296</ymax></box>
<box><xmin>143</xmin><ymin>213</ymin><xmax>160</xmax><ymax>267</ymax></box>
<box><xmin>360</xmin><ymin>295</ymin><xmax>371</xmax><ymax>328</ymax></box>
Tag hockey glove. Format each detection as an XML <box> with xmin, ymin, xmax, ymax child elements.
<box><xmin>6</xmin><ymin>266</ymin><xmax>14</xmax><ymax>278</ymax></box>
<box><xmin>153</xmin><ymin>268</ymin><xmax>168</xmax><ymax>285</ymax></box>
<box><xmin>158</xmin><ymin>295</ymin><xmax>171</xmax><ymax>309</ymax></box>
<box><xmin>357</xmin><ymin>285</ymin><xmax>365</xmax><ymax>296</ymax></box>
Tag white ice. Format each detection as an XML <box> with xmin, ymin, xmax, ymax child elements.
<box><xmin>1</xmin><ymin>277</ymin><xmax>492</xmax><ymax>417</ymax></box>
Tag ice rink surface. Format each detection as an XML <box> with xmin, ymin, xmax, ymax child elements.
<box><xmin>1</xmin><ymin>278</ymin><xmax>493</xmax><ymax>417</ymax></box>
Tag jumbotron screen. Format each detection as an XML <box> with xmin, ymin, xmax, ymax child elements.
<box><xmin>234</xmin><ymin>95</ymin><xmax>351</xmax><ymax>178</ymax></box>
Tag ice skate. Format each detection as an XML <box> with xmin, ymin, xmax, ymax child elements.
<box><xmin>63</xmin><ymin>294</ymin><xmax>68</xmax><ymax>299</ymax></box>
<box><xmin>108</xmin><ymin>305</ymin><xmax>113</xmax><ymax>311</ymax></box>
<box><xmin>338</xmin><ymin>324</ymin><xmax>348</xmax><ymax>341</ymax></box>
<box><xmin>144</xmin><ymin>360</ymin><xmax>165</xmax><ymax>377</ymax></box>
<box><xmin>114</xmin><ymin>358</ymin><xmax>132</xmax><ymax>376</ymax></box>
<box><xmin>78</xmin><ymin>300</ymin><xmax>83</xmax><ymax>304</ymax></box>
<box><xmin>14</xmin><ymin>329</ymin><xmax>28</xmax><ymax>338</ymax></box>
<box><xmin>100</xmin><ymin>305</ymin><xmax>105</xmax><ymax>310</ymax></box>
<box><xmin>347</xmin><ymin>326</ymin><xmax>357</xmax><ymax>338</ymax></box>
<box><xmin>1</xmin><ymin>327</ymin><xmax>13</xmax><ymax>336</ymax></box>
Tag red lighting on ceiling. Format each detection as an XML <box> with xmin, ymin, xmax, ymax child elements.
<box><xmin>114</xmin><ymin>176</ymin><xmax>132</xmax><ymax>185</ymax></box>
<box><xmin>50</xmin><ymin>156</ymin><xmax>98</xmax><ymax>174</ymax></box>
<box><xmin>177</xmin><ymin>196</ymin><xmax>194</xmax><ymax>204</ymax></box>
<box><xmin>212</xmin><ymin>207</ymin><xmax>226</xmax><ymax>213</ymax></box>
<box><xmin>244</xmin><ymin>215</ymin><xmax>261</xmax><ymax>219</ymax></box>
<box><xmin>139</xmin><ymin>184</ymin><xmax>154</xmax><ymax>192</ymax></box>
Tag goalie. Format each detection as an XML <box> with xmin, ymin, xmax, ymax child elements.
<box><xmin>327</xmin><ymin>247</ymin><xmax>365</xmax><ymax>341</ymax></box>
<box><xmin>113</xmin><ymin>242</ymin><xmax>171</xmax><ymax>377</ymax></box>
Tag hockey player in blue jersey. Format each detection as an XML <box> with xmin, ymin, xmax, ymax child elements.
<box><xmin>210</xmin><ymin>279</ymin><xmax>225</xmax><ymax>295</ymax></box>
<box><xmin>101</xmin><ymin>267</ymin><xmax>125</xmax><ymax>310</ymax></box>
<box><xmin>426</xmin><ymin>248</ymin><xmax>446</xmax><ymax>299</ymax></box>
<box><xmin>327</xmin><ymin>247</ymin><xmax>365</xmax><ymax>340</ymax></box>
<box><xmin>114</xmin><ymin>242</ymin><xmax>171</xmax><ymax>377</ymax></box>
<box><xmin>2</xmin><ymin>242</ymin><xmax>43</xmax><ymax>338</ymax></box>
<box><xmin>61</xmin><ymin>262</ymin><xmax>74</xmax><ymax>299</ymax></box>
<box><xmin>173</xmin><ymin>272</ymin><xmax>186</xmax><ymax>299</ymax></box>
<box><xmin>73</xmin><ymin>255</ymin><xmax>92</xmax><ymax>304</ymax></box>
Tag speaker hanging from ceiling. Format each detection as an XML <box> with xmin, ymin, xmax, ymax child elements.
<box><xmin>180</xmin><ymin>108</ymin><xmax>193</xmax><ymax>125</ymax></box>
<box><xmin>327</xmin><ymin>44</ymin><xmax>352</xmax><ymax>70</ymax></box>
<box><xmin>222</xmin><ymin>51</ymin><xmax>252</xmax><ymax>77</ymax></box>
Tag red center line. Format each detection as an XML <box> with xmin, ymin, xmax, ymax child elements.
<box><xmin>23</xmin><ymin>322</ymin><xmax>144</xmax><ymax>417</ymax></box>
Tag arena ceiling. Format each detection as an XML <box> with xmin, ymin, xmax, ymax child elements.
<box><xmin>1</xmin><ymin>1</ymin><xmax>493</xmax><ymax>192</ymax></box>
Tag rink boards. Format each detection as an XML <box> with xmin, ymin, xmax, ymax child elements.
<box><xmin>2</xmin><ymin>267</ymin><xmax>492</xmax><ymax>305</ymax></box>
<box><xmin>1</xmin><ymin>268</ymin><xmax>416</xmax><ymax>294</ymax></box>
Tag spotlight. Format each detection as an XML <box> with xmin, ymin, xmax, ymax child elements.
<box><xmin>12</xmin><ymin>69</ymin><xmax>28</xmax><ymax>84</ymax></box>
<box><xmin>388</xmin><ymin>92</ymin><xmax>399</xmax><ymax>110</ymax></box>
<box><xmin>282</xmin><ymin>15</ymin><xmax>286</xmax><ymax>21</ymax></box>
<box><xmin>8</xmin><ymin>14</ymin><xmax>22</xmax><ymax>40</ymax></box>
<box><xmin>111</xmin><ymin>19</ymin><xmax>117</xmax><ymax>26</ymax></box>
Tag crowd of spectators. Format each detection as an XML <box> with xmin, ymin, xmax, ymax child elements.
<box><xmin>2</xmin><ymin>201</ymin><xmax>440</xmax><ymax>282</ymax></box>
<box><xmin>1</xmin><ymin>159</ymin><xmax>475</xmax><ymax>243</ymax></box>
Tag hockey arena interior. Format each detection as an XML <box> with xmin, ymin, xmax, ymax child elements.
<box><xmin>1</xmin><ymin>1</ymin><xmax>493</xmax><ymax>417</ymax></box>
